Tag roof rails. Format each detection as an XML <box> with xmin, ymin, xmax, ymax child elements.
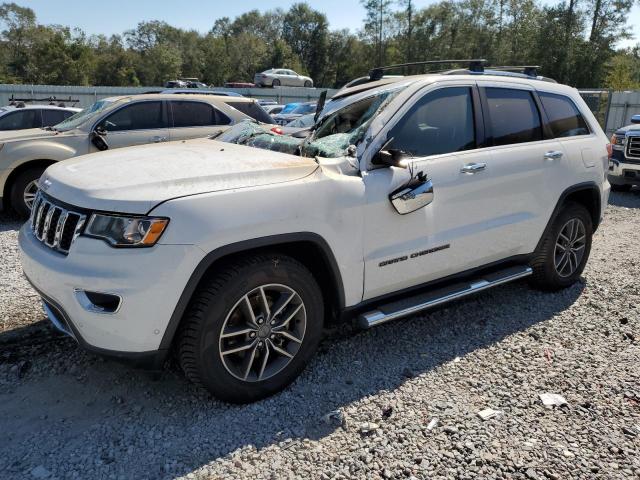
<box><xmin>488</xmin><ymin>65</ymin><xmax>540</xmax><ymax>77</ymax></box>
<box><xmin>369</xmin><ymin>59</ymin><xmax>487</xmax><ymax>81</ymax></box>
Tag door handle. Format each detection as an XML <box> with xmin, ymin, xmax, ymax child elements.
<box><xmin>460</xmin><ymin>162</ymin><xmax>487</xmax><ymax>174</ymax></box>
<box><xmin>544</xmin><ymin>150</ymin><xmax>563</xmax><ymax>160</ymax></box>
<box><xmin>152</xmin><ymin>136</ymin><xmax>167</xmax><ymax>143</ymax></box>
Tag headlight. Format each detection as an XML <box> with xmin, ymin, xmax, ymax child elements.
<box><xmin>84</xmin><ymin>213</ymin><xmax>169</xmax><ymax>247</ymax></box>
<box><xmin>610</xmin><ymin>134</ymin><xmax>626</xmax><ymax>146</ymax></box>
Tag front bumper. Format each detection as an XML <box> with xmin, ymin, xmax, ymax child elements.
<box><xmin>19</xmin><ymin>223</ymin><xmax>205</xmax><ymax>359</ymax></box>
<box><xmin>608</xmin><ymin>158</ymin><xmax>640</xmax><ymax>185</ymax></box>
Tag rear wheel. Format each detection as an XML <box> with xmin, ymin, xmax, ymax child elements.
<box><xmin>10</xmin><ymin>167</ymin><xmax>45</xmax><ymax>218</ymax></box>
<box><xmin>610</xmin><ymin>183</ymin><xmax>632</xmax><ymax>192</ymax></box>
<box><xmin>272</xmin><ymin>79</ymin><xmax>281</xmax><ymax>88</ymax></box>
<box><xmin>177</xmin><ymin>254</ymin><xmax>323</xmax><ymax>403</ymax></box>
<box><xmin>529</xmin><ymin>202</ymin><xmax>593</xmax><ymax>291</ymax></box>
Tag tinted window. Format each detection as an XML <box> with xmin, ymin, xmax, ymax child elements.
<box><xmin>101</xmin><ymin>102</ymin><xmax>165</xmax><ymax>131</ymax></box>
<box><xmin>226</xmin><ymin>101</ymin><xmax>273</xmax><ymax>123</ymax></box>
<box><xmin>42</xmin><ymin>109</ymin><xmax>72</xmax><ymax>127</ymax></box>
<box><xmin>485</xmin><ymin>88</ymin><xmax>542</xmax><ymax>146</ymax></box>
<box><xmin>0</xmin><ymin>110</ymin><xmax>39</xmax><ymax>130</ymax></box>
<box><xmin>539</xmin><ymin>92</ymin><xmax>590</xmax><ymax>138</ymax></box>
<box><xmin>387</xmin><ymin>87</ymin><xmax>475</xmax><ymax>157</ymax></box>
<box><xmin>171</xmin><ymin>101</ymin><xmax>230</xmax><ymax>127</ymax></box>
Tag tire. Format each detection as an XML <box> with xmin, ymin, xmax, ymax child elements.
<box><xmin>529</xmin><ymin>202</ymin><xmax>593</xmax><ymax>291</ymax></box>
<box><xmin>304</xmin><ymin>80</ymin><xmax>313</xmax><ymax>88</ymax></box>
<box><xmin>10</xmin><ymin>166</ymin><xmax>46</xmax><ymax>218</ymax></box>
<box><xmin>177</xmin><ymin>254</ymin><xmax>324</xmax><ymax>403</ymax></box>
<box><xmin>272</xmin><ymin>79</ymin><xmax>281</xmax><ymax>88</ymax></box>
<box><xmin>610</xmin><ymin>183</ymin><xmax>632</xmax><ymax>192</ymax></box>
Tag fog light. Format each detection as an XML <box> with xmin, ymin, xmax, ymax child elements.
<box><xmin>75</xmin><ymin>289</ymin><xmax>121</xmax><ymax>314</ymax></box>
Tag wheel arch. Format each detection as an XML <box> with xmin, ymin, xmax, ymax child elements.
<box><xmin>2</xmin><ymin>159</ymin><xmax>56</xmax><ymax>210</ymax></box>
<box><xmin>159</xmin><ymin>232</ymin><xmax>345</xmax><ymax>350</ymax></box>
<box><xmin>535</xmin><ymin>182</ymin><xmax>602</xmax><ymax>253</ymax></box>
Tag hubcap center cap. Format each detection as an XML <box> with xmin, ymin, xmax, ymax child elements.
<box><xmin>257</xmin><ymin>324</ymin><xmax>271</xmax><ymax>339</ymax></box>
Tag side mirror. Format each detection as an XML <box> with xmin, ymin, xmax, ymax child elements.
<box><xmin>372</xmin><ymin>137</ymin><xmax>409</xmax><ymax>168</ymax></box>
<box><xmin>631</xmin><ymin>114</ymin><xmax>640</xmax><ymax>124</ymax></box>
<box><xmin>90</xmin><ymin>130</ymin><xmax>109</xmax><ymax>151</ymax></box>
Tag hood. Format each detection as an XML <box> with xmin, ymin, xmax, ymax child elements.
<box><xmin>0</xmin><ymin>128</ymin><xmax>68</xmax><ymax>143</ymax></box>
<box><xmin>42</xmin><ymin>138</ymin><xmax>318</xmax><ymax>214</ymax></box>
<box><xmin>616</xmin><ymin>124</ymin><xmax>640</xmax><ymax>135</ymax></box>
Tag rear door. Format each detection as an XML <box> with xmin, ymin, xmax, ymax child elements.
<box><xmin>94</xmin><ymin>100</ymin><xmax>169</xmax><ymax>150</ymax></box>
<box><xmin>476</xmin><ymin>81</ymin><xmax>570</xmax><ymax>255</ymax></box>
<box><xmin>168</xmin><ymin>100</ymin><xmax>232</xmax><ymax>141</ymax></box>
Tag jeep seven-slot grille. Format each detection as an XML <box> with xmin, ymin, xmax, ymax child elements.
<box><xmin>627</xmin><ymin>136</ymin><xmax>640</xmax><ymax>161</ymax></box>
<box><xmin>30</xmin><ymin>192</ymin><xmax>87</xmax><ymax>255</ymax></box>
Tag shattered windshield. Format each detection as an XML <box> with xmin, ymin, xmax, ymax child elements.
<box><xmin>54</xmin><ymin>99</ymin><xmax>115</xmax><ymax>131</ymax></box>
<box><xmin>218</xmin><ymin>88</ymin><xmax>400</xmax><ymax>158</ymax></box>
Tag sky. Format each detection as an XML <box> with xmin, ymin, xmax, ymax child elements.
<box><xmin>12</xmin><ymin>0</ymin><xmax>640</xmax><ymax>49</ymax></box>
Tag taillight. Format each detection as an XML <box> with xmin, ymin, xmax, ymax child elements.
<box><xmin>271</xmin><ymin>126</ymin><xmax>283</xmax><ymax>135</ymax></box>
<box><xmin>606</xmin><ymin>143</ymin><xmax>613</xmax><ymax>159</ymax></box>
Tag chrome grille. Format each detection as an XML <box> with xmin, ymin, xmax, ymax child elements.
<box><xmin>627</xmin><ymin>135</ymin><xmax>640</xmax><ymax>160</ymax></box>
<box><xmin>30</xmin><ymin>192</ymin><xmax>86</xmax><ymax>255</ymax></box>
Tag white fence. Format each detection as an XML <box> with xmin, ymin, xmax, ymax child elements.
<box><xmin>605</xmin><ymin>91</ymin><xmax>640</xmax><ymax>135</ymax></box>
<box><xmin>0</xmin><ymin>84</ymin><xmax>335</xmax><ymax>108</ymax></box>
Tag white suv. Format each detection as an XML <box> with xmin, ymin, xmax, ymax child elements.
<box><xmin>19</xmin><ymin>62</ymin><xmax>610</xmax><ymax>403</ymax></box>
<box><xmin>0</xmin><ymin>94</ymin><xmax>271</xmax><ymax>217</ymax></box>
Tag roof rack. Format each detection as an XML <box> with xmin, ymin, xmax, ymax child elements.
<box><xmin>488</xmin><ymin>65</ymin><xmax>540</xmax><ymax>77</ymax></box>
<box><xmin>8</xmin><ymin>95</ymin><xmax>80</xmax><ymax>107</ymax></box>
<box><xmin>369</xmin><ymin>59</ymin><xmax>487</xmax><ymax>81</ymax></box>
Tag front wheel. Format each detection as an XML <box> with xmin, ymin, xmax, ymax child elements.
<box><xmin>304</xmin><ymin>80</ymin><xmax>312</xmax><ymax>88</ymax></box>
<box><xmin>10</xmin><ymin>167</ymin><xmax>46</xmax><ymax>218</ymax></box>
<box><xmin>529</xmin><ymin>202</ymin><xmax>593</xmax><ymax>291</ymax></box>
<box><xmin>177</xmin><ymin>254</ymin><xmax>323</xmax><ymax>403</ymax></box>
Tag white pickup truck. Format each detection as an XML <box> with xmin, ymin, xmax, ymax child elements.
<box><xmin>19</xmin><ymin>62</ymin><xmax>610</xmax><ymax>403</ymax></box>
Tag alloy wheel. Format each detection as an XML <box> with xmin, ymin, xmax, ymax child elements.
<box><xmin>554</xmin><ymin>218</ymin><xmax>586</xmax><ymax>278</ymax></box>
<box><xmin>219</xmin><ymin>284</ymin><xmax>306</xmax><ymax>382</ymax></box>
<box><xmin>23</xmin><ymin>180</ymin><xmax>39</xmax><ymax>211</ymax></box>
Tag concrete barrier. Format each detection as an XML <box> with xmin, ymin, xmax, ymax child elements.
<box><xmin>0</xmin><ymin>84</ymin><xmax>337</xmax><ymax>108</ymax></box>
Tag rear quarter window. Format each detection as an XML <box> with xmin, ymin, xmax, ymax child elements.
<box><xmin>539</xmin><ymin>92</ymin><xmax>590</xmax><ymax>138</ymax></box>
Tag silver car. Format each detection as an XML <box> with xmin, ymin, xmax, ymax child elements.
<box><xmin>254</xmin><ymin>69</ymin><xmax>314</xmax><ymax>88</ymax></box>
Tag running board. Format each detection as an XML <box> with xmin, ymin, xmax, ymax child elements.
<box><xmin>359</xmin><ymin>265</ymin><xmax>532</xmax><ymax>329</ymax></box>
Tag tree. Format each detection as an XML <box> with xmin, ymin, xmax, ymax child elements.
<box><xmin>283</xmin><ymin>4</ymin><xmax>329</xmax><ymax>81</ymax></box>
<box><xmin>604</xmin><ymin>52</ymin><xmax>640</xmax><ymax>90</ymax></box>
<box><xmin>361</xmin><ymin>0</ymin><xmax>395</xmax><ymax>66</ymax></box>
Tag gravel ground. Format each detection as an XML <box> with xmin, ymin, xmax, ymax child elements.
<box><xmin>1</xmin><ymin>192</ymin><xmax>639</xmax><ymax>480</ymax></box>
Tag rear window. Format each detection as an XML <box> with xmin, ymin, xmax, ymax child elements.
<box><xmin>539</xmin><ymin>92</ymin><xmax>590</xmax><ymax>138</ymax></box>
<box><xmin>171</xmin><ymin>101</ymin><xmax>230</xmax><ymax>127</ymax></box>
<box><xmin>485</xmin><ymin>88</ymin><xmax>542</xmax><ymax>146</ymax></box>
<box><xmin>225</xmin><ymin>102</ymin><xmax>273</xmax><ymax>123</ymax></box>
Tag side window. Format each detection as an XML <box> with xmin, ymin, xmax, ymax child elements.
<box><xmin>539</xmin><ymin>92</ymin><xmax>590</xmax><ymax>138</ymax></box>
<box><xmin>171</xmin><ymin>101</ymin><xmax>231</xmax><ymax>127</ymax></box>
<box><xmin>42</xmin><ymin>109</ymin><xmax>69</xmax><ymax>127</ymax></box>
<box><xmin>101</xmin><ymin>101</ymin><xmax>165</xmax><ymax>132</ymax></box>
<box><xmin>0</xmin><ymin>110</ymin><xmax>39</xmax><ymax>130</ymax></box>
<box><xmin>485</xmin><ymin>88</ymin><xmax>542</xmax><ymax>146</ymax></box>
<box><xmin>225</xmin><ymin>101</ymin><xmax>273</xmax><ymax>123</ymax></box>
<box><xmin>387</xmin><ymin>87</ymin><xmax>476</xmax><ymax>157</ymax></box>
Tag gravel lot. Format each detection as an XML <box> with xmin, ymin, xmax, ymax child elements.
<box><xmin>1</xmin><ymin>192</ymin><xmax>639</xmax><ymax>480</ymax></box>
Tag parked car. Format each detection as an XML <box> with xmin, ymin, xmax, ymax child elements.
<box><xmin>272</xmin><ymin>102</ymin><xmax>317</xmax><ymax>125</ymax></box>
<box><xmin>164</xmin><ymin>78</ymin><xmax>209</xmax><ymax>89</ymax></box>
<box><xmin>19</xmin><ymin>62</ymin><xmax>609</xmax><ymax>403</ymax></box>
<box><xmin>254</xmin><ymin>69</ymin><xmax>314</xmax><ymax>88</ymax></box>
<box><xmin>0</xmin><ymin>94</ymin><xmax>271</xmax><ymax>216</ymax></box>
<box><xmin>609</xmin><ymin>114</ymin><xmax>640</xmax><ymax>191</ymax></box>
<box><xmin>280</xmin><ymin>103</ymin><xmax>301</xmax><ymax>114</ymax></box>
<box><xmin>0</xmin><ymin>104</ymin><xmax>80</xmax><ymax>131</ymax></box>
<box><xmin>263</xmin><ymin>104</ymin><xmax>285</xmax><ymax>116</ymax></box>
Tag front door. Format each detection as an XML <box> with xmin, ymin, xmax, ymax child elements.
<box><xmin>92</xmin><ymin>100</ymin><xmax>169</xmax><ymax>152</ymax></box>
